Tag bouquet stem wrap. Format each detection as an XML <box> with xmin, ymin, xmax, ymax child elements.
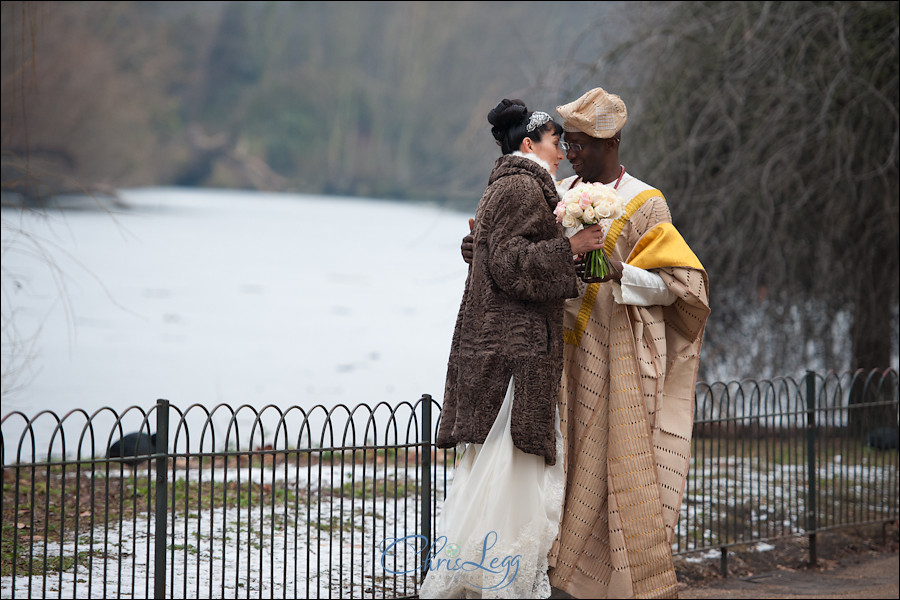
<box><xmin>583</xmin><ymin>247</ymin><xmax>616</xmax><ymax>282</ymax></box>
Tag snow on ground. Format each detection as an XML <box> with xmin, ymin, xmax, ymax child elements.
<box><xmin>1</xmin><ymin>463</ymin><xmax>440</xmax><ymax>599</ymax></box>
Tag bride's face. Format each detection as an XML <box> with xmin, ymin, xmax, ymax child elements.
<box><xmin>527</xmin><ymin>128</ymin><xmax>564</xmax><ymax>177</ymax></box>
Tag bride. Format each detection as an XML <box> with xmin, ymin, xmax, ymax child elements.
<box><xmin>417</xmin><ymin>99</ymin><xmax>604</xmax><ymax>599</ymax></box>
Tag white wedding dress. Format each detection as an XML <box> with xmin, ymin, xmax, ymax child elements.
<box><xmin>418</xmin><ymin>376</ymin><xmax>565</xmax><ymax>599</ymax></box>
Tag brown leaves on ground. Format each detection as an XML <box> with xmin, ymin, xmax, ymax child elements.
<box><xmin>675</xmin><ymin>522</ymin><xmax>899</xmax><ymax>588</ymax></box>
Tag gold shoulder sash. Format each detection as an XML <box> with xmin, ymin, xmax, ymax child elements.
<box><xmin>627</xmin><ymin>222</ymin><xmax>705</xmax><ymax>271</ymax></box>
<box><xmin>563</xmin><ymin>189</ymin><xmax>662</xmax><ymax>347</ymax></box>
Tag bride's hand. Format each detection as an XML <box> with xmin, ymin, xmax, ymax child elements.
<box><xmin>568</xmin><ymin>224</ymin><xmax>605</xmax><ymax>256</ymax></box>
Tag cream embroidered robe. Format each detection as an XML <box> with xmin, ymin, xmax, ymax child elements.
<box><xmin>548</xmin><ymin>175</ymin><xmax>710</xmax><ymax>599</ymax></box>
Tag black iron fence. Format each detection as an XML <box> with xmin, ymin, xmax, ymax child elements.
<box><xmin>679</xmin><ymin>369</ymin><xmax>898</xmax><ymax>572</ymax></box>
<box><xmin>2</xmin><ymin>369</ymin><xmax>897</xmax><ymax>598</ymax></box>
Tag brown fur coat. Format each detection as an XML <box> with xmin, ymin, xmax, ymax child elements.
<box><xmin>436</xmin><ymin>154</ymin><xmax>578</xmax><ymax>464</ymax></box>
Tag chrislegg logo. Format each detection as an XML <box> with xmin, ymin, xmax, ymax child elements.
<box><xmin>379</xmin><ymin>531</ymin><xmax>520</xmax><ymax>590</ymax></box>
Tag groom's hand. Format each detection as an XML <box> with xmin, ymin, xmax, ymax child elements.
<box><xmin>461</xmin><ymin>218</ymin><xmax>474</xmax><ymax>264</ymax></box>
<box><xmin>573</xmin><ymin>254</ymin><xmax>586</xmax><ymax>279</ymax></box>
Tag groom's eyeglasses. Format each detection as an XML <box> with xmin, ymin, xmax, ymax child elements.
<box><xmin>559</xmin><ymin>141</ymin><xmax>584</xmax><ymax>153</ymax></box>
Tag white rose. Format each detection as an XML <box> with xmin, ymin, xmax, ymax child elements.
<box><xmin>565</xmin><ymin>202</ymin><xmax>583</xmax><ymax>219</ymax></box>
<box><xmin>592</xmin><ymin>188</ymin><xmax>625</xmax><ymax>219</ymax></box>
<box><xmin>593</xmin><ymin>198</ymin><xmax>614</xmax><ymax>218</ymax></box>
<box><xmin>582</xmin><ymin>206</ymin><xmax>596</xmax><ymax>223</ymax></box>
<box><xmin>561</xmin><ymin>213</ymin><xmax>578</xmax><ymax>228</ymax></box>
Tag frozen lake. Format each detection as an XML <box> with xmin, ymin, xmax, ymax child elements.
<box><xmin>1</xmin><ymin>188</ymin><xmax>472</xmax><ymax>461</ymax></box>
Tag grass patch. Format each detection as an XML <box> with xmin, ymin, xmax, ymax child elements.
<box><xmin>0</xmin><ymin>463</ymin><xmax>315</xmax><ymax>576</ymax></box>
<box><xmin>332</xmin><ymin>477</ymin><xmax>413</xmax><ymax>499</ymax></box>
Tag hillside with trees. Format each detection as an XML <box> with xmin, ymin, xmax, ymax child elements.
<box><xmin>2</xmin><ymin>1</ymin><xmax>611</xmax><ymax>205</ymax></box>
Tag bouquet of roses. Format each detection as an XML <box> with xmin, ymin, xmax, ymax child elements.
<box><xmin>554</xmin><ymin>182</ymin><xmax>627</xmax><ymax>282</ymax></box>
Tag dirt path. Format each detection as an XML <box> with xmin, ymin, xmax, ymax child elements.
<box><xmin>679</xmin><ymin>551</ymin><xmax>899</xmax><ymax>599</ymax></box>
<box><xmin>675</xmin><ymin>522</ymin><xmax>899</xmax><ymax>599</ymax></box>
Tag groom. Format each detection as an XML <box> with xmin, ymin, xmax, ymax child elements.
<box><xmin>462</xmin><ymin>87</ymin><xmax>710</xmax><ymax>599</ymax></box>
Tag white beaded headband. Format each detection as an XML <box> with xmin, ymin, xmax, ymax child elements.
<box><xmin>526</xmin><ymin>111</ymin><xmax>552</xmax><ymax>132</ymax></box>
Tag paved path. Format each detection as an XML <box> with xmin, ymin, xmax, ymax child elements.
<box><xmin>679</xmin><ymin>551</ymin><xmax>899</xmax><ymax>599</ymax></box>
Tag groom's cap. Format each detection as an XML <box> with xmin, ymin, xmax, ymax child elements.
<box><xmin>556</xmin><ymin>87</ymin><xmax>627</xmax><ymax>138</ymax></box>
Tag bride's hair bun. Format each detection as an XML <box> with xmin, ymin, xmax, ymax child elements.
<box><xmin>488</xmin><ymin>99</ymin><xmax>528</xmax><ymax>142</ymax></box>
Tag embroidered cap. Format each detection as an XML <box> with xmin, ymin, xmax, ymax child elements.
<box><xmin>556</xmin><ymin>87</ymin><xmax>627</xmax><ymax>138</ymax></box>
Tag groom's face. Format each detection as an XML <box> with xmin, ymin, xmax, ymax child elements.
<box><xmin>563</xmin><ymin>131</ymin><xmax>605</xmax><ymax>183</ymax></box>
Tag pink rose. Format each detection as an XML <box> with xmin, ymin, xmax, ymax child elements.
<box><xmin>554</xmin><ymin>201</ymin><xmax>567</xmax><ymax>221</ymax></box>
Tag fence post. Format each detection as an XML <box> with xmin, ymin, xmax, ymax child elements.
<box><xmin>420</xmin><ymin>394</ymin><xmax>433</xmax><ymax>579</ymax></box>
<box><xmin>154</xmin><ymin>399</ymin><xmax>170</xmax><ymax>599</ymax></box>
<box><xmin>805</xmin><ymin>371</ymin><xmax>817</xmax><ymax>567</ymax></box>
